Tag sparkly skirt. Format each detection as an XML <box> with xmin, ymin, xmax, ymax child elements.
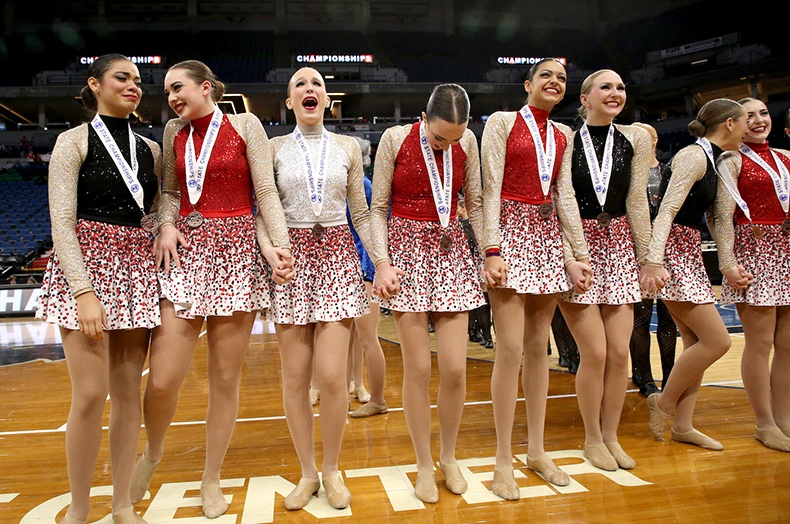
<box><xmin>36</xmin><ymin>219</ymin><xmax>160</xmax><ymax>330</ymax></box>
<box><xmin>657</xmin><ymin>224</ymin><xmax>715</xmax><ymax>304</ymax></box>
<box><xmin>159</xmin><ymin>214</ymin><xmax>271</xmax><ymax>319</ymax></box>
<box><xmin>498</xmin><ymin>199</ymin><xmax>570</xmax><ymax>295</ymax></box>
<box><xmin>271</xmin><ymin>225</ymin><xmax>368</xmax><ymax>324</ymax></box>
<box><xmin>561</xmin><ymin>215</ymin><xmax>640</xmax><ymax>305</ymax></box>
<box><xmin>379</xmin><ymin>216</ymin><xmax>485</xmax><ymax>313</ymax></box>
<box><xmin>720</xmin><ymin>223</ymin><xmax>790</xmax><ymax>306</ymax></box>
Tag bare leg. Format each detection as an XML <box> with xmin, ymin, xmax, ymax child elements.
<box><xmin>599</xmin><ymin>304</ymin><xmax>633</xmax><ymax>443</ymax></box>
<box><xmin>354</xmin><ymin>286</ymin><xmax>386</xmax><ymax>404</ymax></box>
<box><xmin>276</xmin><ymin>323</ymin><xmax>318</xmax><ymax>479</ymax></box>
<box><xmin>202</xmin><ymin>311</ymin><xmax>257</xmax><ymax>484</ymax></box>
<box><xmin>313</xmin><ymin>319</ymin><xmax>353</xmax><ymax>476</ymax></box>
<box><xmin>142</xmin><ymin>300</ymin><xmax>203</xmax><ymax>461</ymax></box>
<box><xmin>432</xmin><ymin>311</ymin><xmax>468</xmax><ymax>464</ymax></box>
<box><xmin>738</xmin><ymin>304</ymin><xmax>779</xmax><ymax>429</ymax></box>
<box><xmin>60</xmin><ymin>328</ymin><xmax>109</xmax><ymax>521</ymax></box>
<box><xmin>393</xmin><ymin>311</ymin><xmax>434</xmax><ymax>474</ymax></box>
<box><xmin>107</xmin><ymin>329</ymin><xmax>150</xmax><ymax>511</ymax></box>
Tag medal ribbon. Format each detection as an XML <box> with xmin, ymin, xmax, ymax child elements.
<box><xmin>419</xmin><ymin>121</ymin><xmax>453</xmax><ymax>228</ymax></box>
<box><xmin>519</xmin><ymin>105</ymin><xmax>555</xmax><ymax>200</ymax></box>
<box><xmin>739</xmin><ymin>143</ymin><xmax>790</xmax><ymax>215</ymax></box>
<box><xmin>185</xmin><ymin>105</ymin><xmax>223</xmax><ymax>207</ymax></box>
<box><xmin>580</xmin><ymin>123</ymin><xmax>615</xmax><ymax>209</ymax></box>
<box><xmin>293</xmin><ymin>127</ymin><xmax>331</xmax><ymax>217</ymax></box>
<box><xmin>91</xmin><ymin>114</ymin><xmax>144</xmax><ymax>212</ymax></box>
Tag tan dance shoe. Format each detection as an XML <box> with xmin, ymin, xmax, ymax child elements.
<box><xmin>284</xmin><ymin>477</ymin><xmax>320</xmax><ymax>510</ymax></box>
<box><xmin>130</xmin><ymin>450</ymin><xmax>161</xmax><ymax>504</ymax></box>
<box><xmin>322</xmin><ymin>472</ymin><xmax>352</xmax><ymax>509</ymax></box>
<box><xmin>414</xmin><ymin>472</ymin><xmax>439</xmax><ymax>503</ymax></box>
<box><xmin>605</xmin><ymin>442</ymin><xmax>636</xmax><ymax>469</ymax></box>
<box><xmin>310</xmin><ymin>388</ymin><xmax>320</xmax><ymax>406</ymax></box>
<box><xmin>439</xmin><ymin>461</ymin><xmax>468</xmax><ymax>495</ymax></box>
<box><xmin>755</xmin><ymin>426</ymin><xmax>790</xmax><ymax>452</ymax></box>
<box><xmin>491</xmin><ymin>467</ymin><xmax>519</xmax><ymax>501</ymax></box>
<box><xmin>111</xmin><ymin>505</ymin><xmax>147</xmax><ymax>524</ymax></box>
<box><xmin>526</xmin><ymin>453</ymin><xmax>570</xmax><ymax>486</ymax></box>
<box><xmin>58</xmin><ymin>513</ymin><xmax>87</xmax><ymax>524</ymax></box>
<box><xmin>583</xmin><ymin>443</ymin><xmax>618</xmax><ymax>471</ymax></box>
<box><xmin>354</xmin><ymin>385</ymin><xmax>371</xmax><ymax>403</ymax></box>
<box><xmin>670</xmin><ymin>428</ymin><xmax>723</xmax><ymax>450</ymax></box>
<box><xmin>350</xmin><ymin>400</ymin><xmax>388</xmax><ymax>418</ymax></box>
<box><xmin>201</xmin><ymin>482</ymin><xmax>229</xmax><ymax>519</ymax></box>
<box><xmin>646</xmin><ymin>393</ymin><xmax>671</xmax><ymax>441</ymax></box>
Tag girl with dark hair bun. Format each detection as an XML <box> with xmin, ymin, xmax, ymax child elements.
<box><xmin>715</xmin><ymin>98</ymin><xmax>790</xmax><ymax>452</ymax></box>
<box><xmin>129</xmin><ymin>59</ymin><xmax>291</xmax><ymax>519</ymax></box>
<box><xmin>36</xmin><ymin>53</ymin><xmax>161</xmax><ymax>524</ymax></box>
<box><xmin>370</xmin><ymin>83</ymin><xmax>484</xmax><ymax>504</ymax></box>
<box><xmin>641</xmin><ymin>98</ymin><xmax>749</xmax><ymax>450</ymax></box>
<box><xmin>479</xmin><ymin>57</ymin><xmax>590</xmax><ymax>500</ymax></box>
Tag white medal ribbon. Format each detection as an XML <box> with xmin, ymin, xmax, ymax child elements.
<box><xmin>185</xmin><ymin>105</ymin><xmax>223</xmax><ymax>206</ymax></box>
<box><xmin>739</xmin><ymin>143</ymin><xmax>790</xmax><ymax>215</ymax></box>
<box><xmin>293</xmin><ymin>127</ymin><xmax>331</xmax><ymax>217</ymax></box>
<box><xmin>91</xmin><ymin>114</ymin><xmax>144</xmax><ymax>211</ymax></box>
<box><xmin>580</xmin><ymin>123</ymin><xmax>615</xmax><ymax>208</ymax></box>
<box><xmin>519</xmin><ymin>105</ymin><xmax>555</xmax><ymax>199</ymax></box>
<box><xmin>698</xmin><ymin>138</ymin><xmax>752</xmax><ymax>221</ymax></box>
<box><xmin>419</xmin><ymin>121</ymin><xmax>452</xmax><ymax>228</ymax></box>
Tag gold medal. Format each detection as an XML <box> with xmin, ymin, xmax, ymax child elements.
<box><xmin>752</xmin><ymin>225</ymin><xmax>764</xmax><ymax>240</ymax></box>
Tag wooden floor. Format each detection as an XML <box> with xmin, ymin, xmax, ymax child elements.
<box><xmin>1</xmin><ymin>301</ymin><xmax>789</xmax><ymax>523</ymax></box>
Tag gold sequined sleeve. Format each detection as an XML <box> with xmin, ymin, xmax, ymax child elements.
<box><xmin>369</xmin><ymin>125</ymin><xmax>410</xmax><ymax>266</ymax></box>
<box><xmin>554</xmin><ymin>124</ymin><xmax>590</xmax><ymax>265</ymax></box>
<box><xmin>48</xmin><ymin>125</ymin><xmax>94</xmax><ymax>297</ymax></box>
<box><xmin>479</xmin><ymin>111</ymin><xmax>514</xmax><ymax>250</ymax></box>
<box><xmin>619</xmin><ymin>124</ymin><xmax>653</xmax><ymax>265</ymax></box>
<box><xmin>230</xmin><ymin>114</ymin><xmax>290</xmax><ymax>250</ymax></box>
<box><xmin>645</xmin><ymin>145</ymin><xmax>708</xmax><ymax>266</ymax></box>
<box><xmin>711</xmin><ymin>151</ymin><xmax>742</xmax><ymax>274</ymax></box>
<box><xmin>337</xmin><ymin>134</ymin><xmax>373</xmax><ymax>254</ymax></box>
<box><xmin>156</xmin><ymin>118</ymin><xmax>185</xmax><ymax>228</ymax></box>
<box><xmin>461</xmin><ymin>128</ymin><xmax>484</xmax><ymax>252</ymax></box>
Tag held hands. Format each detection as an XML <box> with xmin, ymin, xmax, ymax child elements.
<box><xmin>263</xmin><ymin>245</ymin><xmax>296</xmax><ymax>284</ymax></box>
<box><xmin>482</xmin><ymin>255</ymin><xmax>508</xmax><ymax>289</ymax></box>
<box><xmin>723</xmin><ymin>264</ymin><xmax>753</xmax><ymax>290</ymax></box>
<box><xmin>373</xmin><ymin>261</ymin><xmax>405</xmax><ymax>300</ymax></box>
<box><xmin>76</xmin><ymin>291</ymin><xmax>108</xmax><ymax>340</ymax></box>
<box><xmin>567</xmin><ymin>259</ymin><xmax>593</xmax><ymax>294</ymax></box>
<box><xmin>639</xmin><ymin>264</ymin><xmax>671</xmax><ymax>295</ymax></box>
<box><xmin>154</xmin><ymin>223</ymin><xmax>190</xmax><ymax>274</ymax></box>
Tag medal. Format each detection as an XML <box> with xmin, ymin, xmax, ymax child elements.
<box><xmin>580</xmin><ymin>123</ymin><xmax>615</xmax><ymax>224</ymax></box>
<box><xmin>519</xmin><ymin>105</ymin><xmax>556</xmax><ymax>208</ymax></box>
<box><xmin>294</xmin><ymin>127</ymin><xmax>331</xmax><ymax>217</ymax></box>
<box><xmin>140</xmin><ymin>213</ymin><xmax>158</xmax><ymax>232</ymax></box>
<box><xmin>597</xmin><ymin>212</ymin><xmax>612</xmax><ymax>227</ymax></box>
<box><xmin>312</xmin><ymin>223</ymin><xmax>325</xmax><ymax>240</ymax></box>
<box><xmin>186</xmin><ymin>210</ymin><xmax>204</xmax><ymax>228</ymax></box>
<box><xmin>752</xmin><ymin>225</ymin><xmax>764</xmax><ymax>240</ymax></box>
<box><xmin>440</xmin><ymin>234</ymin><xmax>452</xmax><ymax>252</ymax></box>
<box><xmin>538</xmin><ymin>202</ymin><xmax>553</xmax><ymax>219</ymax></box>
<box><xmin>782</xmin><ymin>218</ymin><xmax>790</xmax><ymax>234</ymax></box>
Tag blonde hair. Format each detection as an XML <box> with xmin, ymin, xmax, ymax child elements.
<box><xmin>687</xmin><ymin>98</ymin><xmax>744</xmax><ymax>138</ymax></box>
<box><xmin>578</xmin><ymin>69</ymin><xmax>619</xmax><ymax>120</ymax></box>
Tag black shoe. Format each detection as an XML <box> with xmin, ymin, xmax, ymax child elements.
<box><xmin>559</xmin><ymin>355</ymin><xmax>570</xmax><ymax>369</ymax></box>
<box><xmin>568</xmin><ymin>359</ymin><xmax>579</xmax><ymax>374</ymax></box>
<box><xmin>484</xmin><ymin>339</ymin><xmax>493</xmax><ymax>349</ymax></box>
<box><xmin>639</xmin><ymin>382</ymin><xmax>660</xmax><ymax>398</ymax></box>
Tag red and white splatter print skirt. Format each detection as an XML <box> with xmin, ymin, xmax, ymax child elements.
<box><xmin>270</xmin><ymin>224</ymin><xmax>368</xmax><ymax>324</ymax></box>
<box><xmin>721</xmin><ymin>223</ymin><xmax>790</xmax><ymax>306</ymax></box>
<box><xmin>36</xmin><ymin>219</ymin><xmax>160</xmax><ymax>330</ymax></box>
<box><xmin>657</xmin><ymin>224</ymin><xmax>715</xmax><ymax>304</ymax></box>
<box><xmin>159</xmin><ymin>213</ymin><xmax>271</xmax><ymax>319</ymax></box>
<box><xmin>379</xmin><ymin>216</ymin><xmax>485</xmax><ymax>313</ymax></box>
<box><xmin>561</xmin><ymin>215</ymin><xmax>640</xmax><ymax>305</ymax></box>
<box><xmin>498</xmin><ymin>200</ymin><xmax>570</xmax><ymax>295</ymax></box>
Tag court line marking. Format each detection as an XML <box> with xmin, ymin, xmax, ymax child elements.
<box><xmin>0</xmin><ymin>381</ymin><xmax>744</xmax><ymax>437</ymax></box>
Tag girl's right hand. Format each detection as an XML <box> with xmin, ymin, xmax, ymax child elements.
<box><xmin>76</xmin><ymin>291</ymin><xmax>108</xmax><ymax>340</ymax></box>
<box><xmin>482</xmin><ymin>255</ymin><xmax>508</xmax><ymax>288</ymax></box>
<box><xmin>154</xmin><ymin>223</ymin><xmax>190</xmax><ymax>274</ymax></box>
<box><xmin>373</xmin><ymin>261</ymin><xmax>405</xmax><ymax>299</ymax></box>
